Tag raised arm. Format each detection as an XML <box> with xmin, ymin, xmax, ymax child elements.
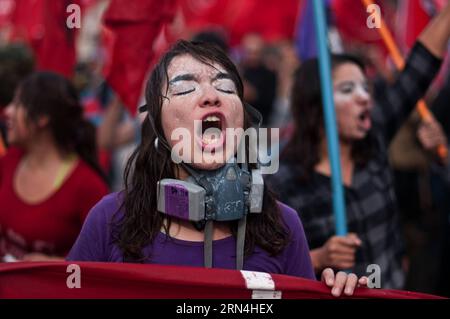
<box><xmin>373</xmin><ymin>3</ymin><xmax>450</xmax><ymax>143</ymax></box>
<box><xmin>418</xmin><ymin>3</ymin><xmax>450</xmax><ymax>59</ymax></box>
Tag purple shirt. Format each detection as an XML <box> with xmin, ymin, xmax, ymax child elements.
<box><xmin>67</xmin><ymin>192</ymin><xmax>315</xmax><ymax>280</ymax></box>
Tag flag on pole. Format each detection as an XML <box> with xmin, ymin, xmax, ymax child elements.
<box><xmin>9</xmin><ymin>0</ymin><xmax>79</xmax><ymax>78</ymax></box>
<box><xmin>295</xmin><ymin>0</ymin><xmax>336</xmax><ymax>61</ymax></box>
<box><xmin>396</xmin><ymin>0</ymin><xmax>445</xmax><ymax>50</ymax></box>
<box><xmin>295</xmin><ymin>0</ymin><xmax>318</xmax><ymax>61</ymax></box>
<box><xmin>102</xmin><ymin>0</ymin><xmax>176</xmax><ymax>114</ymax></box>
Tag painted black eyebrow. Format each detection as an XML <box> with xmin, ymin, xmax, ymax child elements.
<box><xmin>168</xmin><ymin>72</ymin><xmax>232</xmax><ymax>85</ymax></box>
<box><xmin>211</xmin><ymin>72</ymin><xmax>232</xmax><ymax>81</ymax></box>
<box><xmin>168</xmin><ymin>74</ymin><xmax>197</xmax><ymax>85</ymax></box>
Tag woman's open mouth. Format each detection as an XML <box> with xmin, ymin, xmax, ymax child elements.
<box><xmin>357</xmin><ymin>110</ymin><xmax>372</xmax><ymax>131</ymax></box>
<box><xmin>196</xmin><ymin>112</ymin><xmax>226</xmax><ymax>151</ymax></box>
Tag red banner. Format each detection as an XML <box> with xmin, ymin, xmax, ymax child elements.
<box><xmin>0</xmin><ymin>262</ymin><xmax>443</xmax><ymax>299</ymax></box>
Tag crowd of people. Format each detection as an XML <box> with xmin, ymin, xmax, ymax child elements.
<box><xmin>0</xmin><ymin>1</ymin><xmax>449</xmax><ymax>297</ymax></box>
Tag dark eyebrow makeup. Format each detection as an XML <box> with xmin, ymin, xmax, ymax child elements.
<box><xmin>169</xmin><ymin>74</ymin><xmax>197</xmax><ymax>85</ymax></box>
<box><xmin>211</xmin><ymin>72</ymin><xmax>232</xmax><ymax>82</ymax></box>
<box><xmin>169</xmin><ymin>72</ymin><xmax>232</xmax><ymax>85</ymax></box>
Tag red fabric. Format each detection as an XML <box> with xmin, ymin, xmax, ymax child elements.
<box><xmin>9</xmin><ymin>0</ymin><xmax>80</xmax><ymax>78</ymax></box>
<box><xmin>331</xmin><ymin>0</ymin><xmax>395</xmax><ymax>52</ymax></box>
<box><xmin>102</xmin><ymin>0</ymin><xmax>177</xmax><ymax>114</ymax></box>
<box><xmin>396</xmin><ymin>0</ymin><xmax>445</xmax><ymax>50</ymax></box>
<box><xmin>0</xmin><ymin>148</ymin><xmax>109</xmax><ymax>259</ymax></box>
<box><xmin>181</xmin><ymin>0</ymin><xmax>301</xmax><ymax>45</ymax></box>
<box><xmin>0</xmin><ymin>0</ymin><xmax>14</xmax><ymax>28</ymax></box>
<box><xmin>0</xmin><ymin>261</ymin><xmax>443</xmax><ymax>299</ymax></box>
<box><xmin>400</xmin><ymin>0</ymin><xmax>430</xmax><ymax>49</ymax></box>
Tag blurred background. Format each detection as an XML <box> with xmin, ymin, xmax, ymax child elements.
<box><xmin>0</xmin><ymin>0</ymin><xmax>449</xmax><ymax>295</ymax></box>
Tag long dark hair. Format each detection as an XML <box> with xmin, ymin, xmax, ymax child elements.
<box><xmin>17</xmin><ymin>71</ymin><xmax>105</xmax><ymax>180</ymax></box>
<box><xmin>115</xmin><ymin>40</ymin><xmax>289</xmax><ymax>262</ymax></box>
<box><xmin>282</xmin><ymin>54</ymin><xmax>374</xmax><ymax>182</ymax></box>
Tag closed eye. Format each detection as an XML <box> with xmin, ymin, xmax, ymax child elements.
<box><xmin>338</xmin><ymin>83</ymin><xmax>355</xmax><ymax>94</ymax></box>
<box><xmin>173</xmin><ymin>88</ymin><xmax>195</xmax><ymax>96</ymax></box>
<box><xmin>217</xmin><ymin>88</ymin><xmax>235</xmax><ymax>94</ymax></box>
<box><xmin>214</xmin><ymin>78</ymin><xmax>236</xmax><ymax>94</ymax></box>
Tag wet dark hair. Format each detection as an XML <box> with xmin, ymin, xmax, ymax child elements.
<box><xmin>115</xmin><ymin>40</ymin><xmax>289</xmax><ymax>262</ymax></box>
<box><xmin>282</xmin><ymin>54</ymin><xmax>374</xmax><ymax>181</ymax></box>
<box><xmin>16</xmin><ymin>71</ymin><xmax>105</xmax><ymax>180</ymax></box>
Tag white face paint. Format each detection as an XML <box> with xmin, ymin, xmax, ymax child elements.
<box><xmin>333</xmin><ymin>63</ymin><xmax>373</xmax><ymax>142</ymax></box>
<box><xmin>161</xmin><ymin>54</ymin><xmax>244</xmax><ymax>170</ymax></box>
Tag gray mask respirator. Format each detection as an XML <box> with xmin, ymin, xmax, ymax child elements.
<box><xmin>140</xmin><ymin>102</ymin><xmax>264</xmax><ymax>270</ymax></box>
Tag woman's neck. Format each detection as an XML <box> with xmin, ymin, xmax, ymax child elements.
<box><xmin>315</xmin><ymin>138</ymin><xmax>354</xmax><ymax>186</ymax></box>
<box><xmin>175</xmin><ymin>165</ymin><xmax>190</xmax><ymax>181</ymax></box>
<box><xmin>22</xmin><ymin>133</ymin><xmax>65</xmax><ymax>168</ymax></box>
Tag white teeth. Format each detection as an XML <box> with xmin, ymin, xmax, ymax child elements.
<box><xmin>203</xmin><ymin>115</ymin><xmax>220</xmax><ymax>122</ymax></box>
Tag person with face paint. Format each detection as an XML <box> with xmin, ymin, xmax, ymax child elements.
<box><xmin>267</xmin><ymin>4</ymin><xmax>450</xmax><ymax>289</ymax></box>
<box><xmin>67</xmin><ymin>40</ymin><xmax>367</xmax><ymax>297</ymax></box>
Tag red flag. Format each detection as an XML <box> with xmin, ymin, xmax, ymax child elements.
<box><xmin>180</xmin><ymin>0</ymin><xmax>236</xmax><ymax>36</ymax></box>
<box><xmin>180</xmin><ymin>0</ymin><xmax>300</xmax><ymax>45</ymax></box>
<box><xmin>0</xmin><ymin>0</ymin><xmax>14</xmax><ymax>28</ymax></box>
<box><xmin>9</xmin><ymin>0</ymin><xmax>79</xmax><ymax>78</ymax></box>
<box><xmin>397</xmin><ymin>0</ymin><xmax>445</xmax><ymax>50</ymax></box>
<box><xmin>230</xmin><ymin>0</ymin><xmax>300</xmax><ymax>44</ymax></box>
<box><xmin>102</xmin><ymin>0</ymin><xmax>176</xmax><ymax>114</ymax></box>
<box><xmin>332</xmin><ymin>0</ymin><xmax>389</xmax><ymax>45</ymax></box>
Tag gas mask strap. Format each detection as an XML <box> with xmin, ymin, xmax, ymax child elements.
<box><xmin>236</xmin><ymin>216</ymin><xmax>247</xmax><ymax>270</ymax></box>
<box><xmin>204</xmin><ymin>220</ymin><xmax>214</xmax><ymax>268</ymax></box>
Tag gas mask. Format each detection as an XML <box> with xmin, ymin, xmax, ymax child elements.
<box><xmin>157</xmin><ymin>159</ymin><xmax>263</xmax><ymax>223</ymax></box>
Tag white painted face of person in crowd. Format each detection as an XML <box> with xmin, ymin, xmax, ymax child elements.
<box><xmin>333</xmin><ymin>63</ymin><xmax>373</xmax><ymax>142</ymax></box>
<box><xmin>161</xmin><ymin>54</ymin><xmax>245</xmax><ymax>171</ymax></box>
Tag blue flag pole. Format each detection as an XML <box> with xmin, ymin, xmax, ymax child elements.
<box><xmin>312</xmin><ymin>0</ymin><xmax>347</xmax><ymax>236</ymax></box>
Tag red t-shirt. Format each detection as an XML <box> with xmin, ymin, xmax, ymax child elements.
<box><xmin>0</xmin><ymin>148</ymin><xmax>109</xmax><ymax>259</ymax></box>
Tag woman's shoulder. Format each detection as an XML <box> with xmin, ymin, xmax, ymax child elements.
<box><xmin>265</xmin><ymin>162</ymin><xmax>311</xmax><ymax>202</ymax></box>
<box><xmin>71</xmin><ymin>159</ymin><xmax>109</xmax><ymax>190</ymax></box>
<box><xmin>265</xmin><ymin>161</ymin><xmax>306</xmax><ymax>186</ymax></box>
<box><xmin>89</xmin><ymin>191</ymin><xmax>124</xmax><ymax>216</ymax></box>
<box><xmin>276</xmin><ymin>201</ymin><xmax>303</xmax><ymax>230</ymax></box>
<box><xmin>66</xmin><ymin>192</ymin><xmax>124</xmax><ymax>262</ymax></box>
<box><xmin>77</xmin><ymin>192</ymin><xmax>124</xmax><ymax>240</ymax></box>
